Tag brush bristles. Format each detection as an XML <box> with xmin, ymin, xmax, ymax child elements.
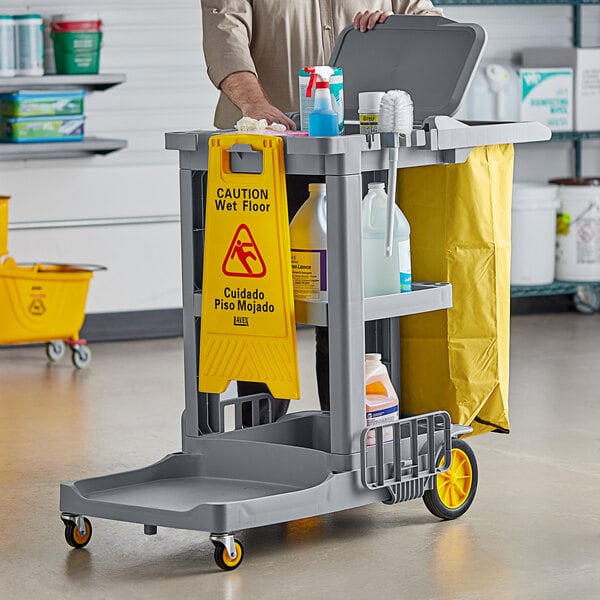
<box><xmin>379</xmin><ymin>90</ymin><xmax>414</xmax><ymax>134</ymax></box>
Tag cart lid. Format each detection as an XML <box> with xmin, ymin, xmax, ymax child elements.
<box><xmin>329</xmin><ymin>15</ymin><xmax>487</xmax><ymax>125</ymax></box>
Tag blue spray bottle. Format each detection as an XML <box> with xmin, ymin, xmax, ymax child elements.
<box><xmin>307</xmin><ymin>66</ymin><xmax>339</xmax><ymax>137</ymax></box>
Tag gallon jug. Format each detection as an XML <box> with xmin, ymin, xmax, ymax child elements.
<box><xmin>365</xmin><ymin>353</ymin><xmax>399</xmax><ymax>445</ymax></box>
<box><xmin>290</xmin><ymin>183</ymin><xmax>327</xmax><ymax>300</ymax></box>
<box><xmin>362</xmin><ymin>182</ymin><xmax>411</xmax><ymax>297</ymax></box>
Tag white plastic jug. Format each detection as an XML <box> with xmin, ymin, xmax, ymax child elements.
<box><xmin>365</xmin><ymin>353</ymin><xmax>399</xmax><ymax>445</ymax></box>
<box><xmin>362</xmin><ymin>182</ymin><xmax>411</xmax><ymax>297</ymax></box>
<box><xmin>290</xmin><ymin>183</ymin><xmax>327</xmax><ymax>300</ymax></box>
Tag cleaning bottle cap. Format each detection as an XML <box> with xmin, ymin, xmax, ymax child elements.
<box><xmin>359</xmin><ymin>92</ymin><xmax>385</xmax><ymax>113</ymax></box>
<box><xmin>368</xmin><ymin>182</ymin><xmax>385</xmax><ymax>190</ymax></box>
<box><xmin>308</xmin><ymin>183</ymin><xmax>326</xmax><ymax>193</ymax></box>
<box><xmin>365</xmin><ymin>353</ymin><xmax>382</xmax><ymax>362</ymax></box>
<box><xmin>304</xmin><ymin>66</ymin><xmax>335</xmax><ymax>98</ymax></box>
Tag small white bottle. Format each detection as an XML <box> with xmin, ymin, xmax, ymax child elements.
<box><xmin>358</xmin><ymin>91</ymin><xmax>385</xmax><ymax>135</ymax></box>
<box><xmin>362</xmin><ymin>182</ymin><xmax>412</xmax><ymax>297</ymax></box>
<box><xmin>290</xmin><ymin>183</ymin><xmax>328</xmax><ymax>300</ymax></box>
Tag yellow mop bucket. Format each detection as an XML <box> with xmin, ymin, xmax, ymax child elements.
<box><xmin>0</xmin><ymin>257</ymin><xmax>94</xmax><ymax>344</ymax></box>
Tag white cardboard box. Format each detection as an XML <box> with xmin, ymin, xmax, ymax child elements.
<box><xmin>522</xmin><ymin>48</ymin><xmax>600</xmax><ymax>131</ymax></box>
<box><xmin>519</xmin><ymin>68</ymin><xmax>573</xmax><ymax>132</ymax></box>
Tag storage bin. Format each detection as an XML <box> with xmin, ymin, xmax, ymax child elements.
<box><xmin>51</xmin><ymin>30</ymin><xmax>102</xmax><ymax>74</ymax></box>
<box><xmin>511</xmin><ymin>183</ymin><xmax>559</xmax><ymax>286</ymax></box>
<box><xmin>1</xmin><ymin>115</ymin><xmax>85</xmax><ymax>143</ymax></box>
<box><xmin>0</xmin><ymin>257</ymin><xmax>93</xmax><ymax>344</ymax></box>
<box><xmin>0</xmin><ymin>90</ymin><xmax>85</xmax><ymax>117</ymax></box>
<box><xmin>552</xmin><ymin>178</ymin><xmax>600</xmax><ymax>282</ymax></box>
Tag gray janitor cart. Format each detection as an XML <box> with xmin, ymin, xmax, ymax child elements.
<box><xmin>59</xmin><ymin>16</ymin><xmax>550</xmax><ymax>570</ymax></box>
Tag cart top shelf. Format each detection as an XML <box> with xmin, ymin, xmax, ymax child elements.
<box><xmin>165</xmin><ymin>117</ymin><xmax>550</xmax><ymax>175</ymax></box>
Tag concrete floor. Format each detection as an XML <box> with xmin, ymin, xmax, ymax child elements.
<box><xmin>0</xmin><ymin>313</ymin><xmax>599</xmax><ymax>599</ymax></box>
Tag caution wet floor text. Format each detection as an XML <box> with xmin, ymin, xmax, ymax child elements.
<box><xmin>199</xmin><ymin>134</ymin><xmax>300</xmax><ymax>399</ymax></box>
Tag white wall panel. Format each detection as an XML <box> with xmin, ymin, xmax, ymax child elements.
<box><xmin>9</xmin><ymin>222</ymin><xmax>182</xmax><ymax>312</ymax></box>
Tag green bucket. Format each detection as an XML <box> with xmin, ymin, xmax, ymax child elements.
<box><xmin>51</xmin><ymin>31</ymin><xmax>102</xmax><ymax>74</ymax></box>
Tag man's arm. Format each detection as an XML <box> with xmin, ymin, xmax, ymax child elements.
<box><xmin>201</xmin><ymin>1</ymin><xmax>295</xmax><ymax>129</ymax></box>
<box><xmin>220</xmin><ymin>72</ymin><xmax>296</xmax><ymax>129</ymax></box>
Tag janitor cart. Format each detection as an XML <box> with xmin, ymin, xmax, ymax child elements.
<box><xmin>59</xmin><ymin>17</ymin><xmax>550</xmax><ymax>569</ymax></box>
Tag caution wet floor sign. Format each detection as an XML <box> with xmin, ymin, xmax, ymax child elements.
<box><xmin>199</xmin><ymin>134</ymin><xmax>300</xmax><ymax>399</ymax></box>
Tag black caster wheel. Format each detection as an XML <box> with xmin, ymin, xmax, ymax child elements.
<box><xmin>423</xmin><ymin>438</ymin><xmax>478</xmax><ymax>520</ymax></box>
<box><xmin>213</xmin><ymin>539</ymin><xmax>244</xmax><ymax>571</ymax></box>
<box><xmin>64</xmin><ymin>517</ymin><xmax>92</xmax><ymax>549</ymax></box>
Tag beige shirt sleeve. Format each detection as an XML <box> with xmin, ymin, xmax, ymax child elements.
<box><xmin>200</xmin><ymin>0</ymin><xmax>257</xmax><ymax>89</ymax></box>
<box><xmin>393</xmin><ymin>0</ymin><xmax>443</xmax><ymax>15</ymax></box>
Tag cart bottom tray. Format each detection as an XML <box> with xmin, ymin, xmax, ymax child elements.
<box><xmin>60</xmin><ymin>437</ymin><xmax>387</xmax><ymax>533</ymax></box>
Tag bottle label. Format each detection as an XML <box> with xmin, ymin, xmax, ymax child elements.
<box><xmin>291</xmin><ymin>249</ymin><xmax>327</xmax><ymax>299</ymax></box>
<box><xmin>398</xmin><ymin>239</ymin><xmax>412</xmax><ymax>293</ymax></box>
<box><xmin>359</xmin><ymin>113</ymin><xmax>379</xmax><ymax>135</ymax></box>
<box><xmin>366</xmin><ymin>404</ymin><xmax>399</xmax><ymax>445</ymax></box>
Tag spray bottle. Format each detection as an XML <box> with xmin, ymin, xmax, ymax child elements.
<box><xmin>306</xmin><ymin>66</ymin><xmax>339</xmax><ymax>137</ymax></box>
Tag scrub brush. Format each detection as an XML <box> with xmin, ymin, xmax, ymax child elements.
<box><xmin>379</xmin><ymin>90</ymin><xmax>414</xmax><ymax>257</ymax></box>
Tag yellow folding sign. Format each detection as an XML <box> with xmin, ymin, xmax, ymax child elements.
<box><xmin>199</xmin><ymin>134</ymin><xmax>300</xmax><ymax>399</ymax></box>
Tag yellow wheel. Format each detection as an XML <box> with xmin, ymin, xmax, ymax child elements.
<box><xmin>214</xmin><ymin>539</ymin><xmax>244</xmax><ymax>571</ymax></box>
<box><xmin>64</xmin><ymin>517</ymin><xmax>92</xmax><ymax>549</ymax></box>
<box><xmin>423</xmin><ymin>438</ymin><xmax>477</xmax><ymax>520</ymax></box>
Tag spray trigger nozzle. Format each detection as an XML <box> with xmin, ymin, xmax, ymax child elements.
<box><xmin>304</xmin><ymin>66</ymin><xmax>335</xmax><ymax>98</ymax></box>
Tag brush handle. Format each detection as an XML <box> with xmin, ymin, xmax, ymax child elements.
<box><xmin>385</xmin><ymin>147</ymin><xmax>398</xmax><ymax>258</ymax></box>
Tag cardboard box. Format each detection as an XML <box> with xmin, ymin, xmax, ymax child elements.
<box><xmin>519</xmin><ymin>68</ymin><xmax>573</xmax><ymax>132</ymax></box>
<box><xmin>522</xmin><ymin>48</ymin><xmax>600</xmax><ymax>131</ymax></box>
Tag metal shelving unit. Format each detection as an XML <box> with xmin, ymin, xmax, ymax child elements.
<box><xmin>0</xmin><ymin>74</ymin><xmax>127</xmax><ymax>160</ymax></box>
<box><xmin>440</xmin><ymin>0</ymin><xmax>600</xmax><ymax>302</ymax></box>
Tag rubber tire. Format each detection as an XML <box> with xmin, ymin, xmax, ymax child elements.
<box><xmin>423</xmin><ymin>438</ymin><xmax>478</xmax><ymax>520</ymax></box>
<box><xmin>64</xmin><ymin>518</ymin><xmax>92</xmax><ymax>549</ymax></box>
<box><xmin>72</xmin><ymin>345</ymin><xmax>92</xmax><ymax>369</ymax></box>
<box><xmin>46</xmin><ymin>341</ymin><xmax>66</xmax><ymax>362</ymax></box>
<box><xmin>213</xmin><ymin>539</ymin><xmax>244</xmax><ymax>571</ymax></box>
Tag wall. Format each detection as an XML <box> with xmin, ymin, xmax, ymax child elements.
<box><xmin>2</xmin><ymin>2</ymin><xmax>599</xmax><ymax>317</ymax></box>
<box><xmin>1</xmin><ymin>0</ymin><xmax>218</xmax><ymax>313</ymax></box>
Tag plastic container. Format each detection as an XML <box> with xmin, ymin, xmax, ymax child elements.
<box><xmin>290</xmin><ymin>183</ymin><xmax>327</xmax><ymax>300</ymax></box>
<box><xmin>51</xmin><ymin>30</ymin><xmax>102</xmax><ymax>74</ymax></box>
<box><xmin>51</xmin><ymin>13</ymin><xmax>102</xmax><ymax>32</ymax></box>
<box><xmin>0</xmin><ymin>90</ymin><xmax>85</xmax><ymax>117</ymax></box>
<box><xmin>1</xmin><ymin>115</ymin><xmax>85</xmax><ymax>143</ymax></box>
<box><xmin>365</xmin><ymin>353</ymin><xmax>399</xmax><ymax>445</ymax></box>
<box><xmin>551</xmin><ymin>178</ymin><xmax>600</xmax><ymax>282</ymax></box>
<box><xmin>358</xmin><ymin>91</ymin><xmax>385</xmax><ymax>134</ymax></box>
<box><xmin>299</xmin><ymin>67</ymin><xmax>344</xmax><ymax>135</ymax></box>
<box><xmin>510</xmin><ymin>183</ymin><xmax>559</xmax><ymax>286</ymax></box>
<box><xmin>0</xmin><ymin>257</ymin><xmax>93</xmax><ymax>345</ymax></box>
<box><xmin>0</xmin><ymin>195</ymin><xmax>9</xmax><ymax>257</ymax></box>
<box><xmin>14</xmin><ymin>14</ymin><xmax>44</xmax><ymax>76</ymax></box>
<box><xmin>362</xmin><ymin>182</ymin><xmax>412</xmax><ymax>297</ymax></box>
<box><xmin>0</xmin><ymin>16</ymin><xmax>16</xmax><ymax>77</ymax></box>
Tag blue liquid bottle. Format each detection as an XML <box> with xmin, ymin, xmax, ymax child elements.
<box><xmin>308</xmin><ymin>70</ymin><xmax>339</xmax><ymax>137</ymax></box>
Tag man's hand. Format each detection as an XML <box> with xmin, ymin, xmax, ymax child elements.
<box><xmin>221</xmin><ymin>71</ymin><xmax>296</xmax><ymax>130</ymax></box>
<box><xmin>353</xmin><ymin>10</ymin><xmax>393</xmax><ymax>32</ymax></box>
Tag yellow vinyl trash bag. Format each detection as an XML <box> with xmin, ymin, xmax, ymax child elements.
<box><xmin>397</xmin><ymin>144</ymin><xmax>514</xmax><ymax>436</ymax></box>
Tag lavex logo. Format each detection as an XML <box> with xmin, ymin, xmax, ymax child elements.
<box><xmin>222</xmin><ymin>224</ymin><xmax>266</xmax><ymax>278</ymax></box>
